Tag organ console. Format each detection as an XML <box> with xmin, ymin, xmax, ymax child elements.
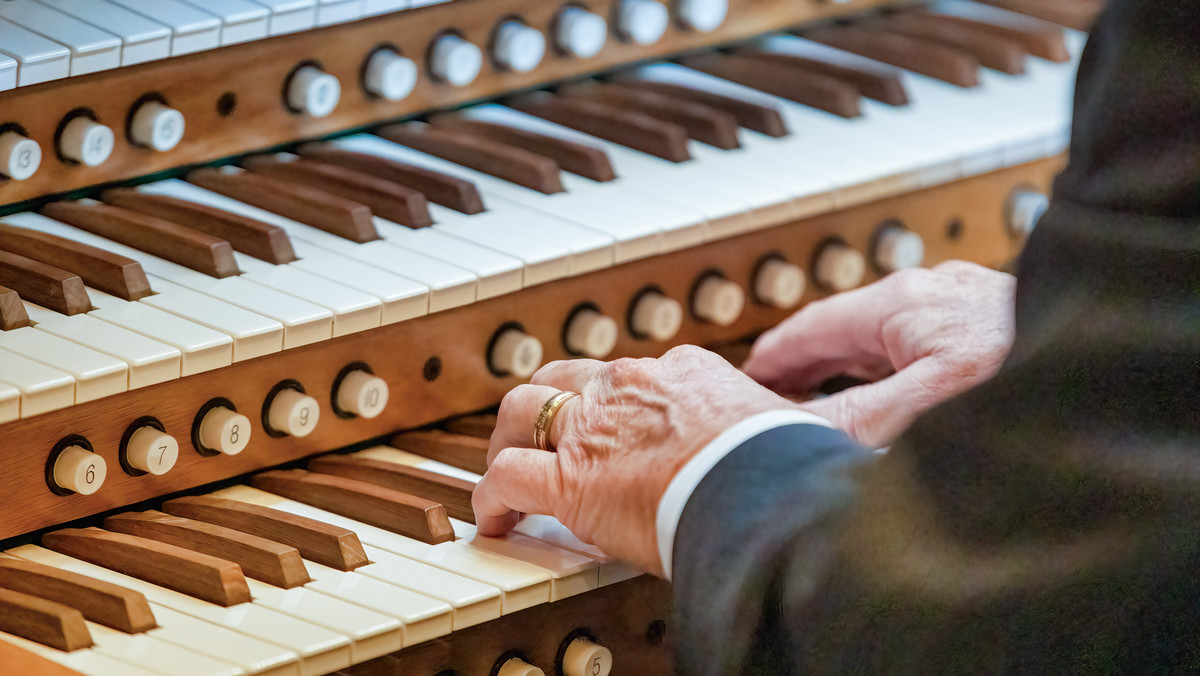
<box><xmin>0</xmin><ymin>0</ymin><xmax>1103</xmax><ymax>673</ymax></box>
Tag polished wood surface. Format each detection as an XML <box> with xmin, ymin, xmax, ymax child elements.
<box><xmin>880</xmin><ymin>12</ymin><xmax>1028</xmax><ymax>75</ymax></box>
<box><xmin>806</xmin><ymin>25</ymin><xmax>981</xmax><ymax>88</ymax></box>
<box><xmin>310</xmin><ymin>455</ymin><xmax>477</xmax><ymax>523</ymax></box>
<box><xmin>510</xmin><ymin>93</ymin><xmax>693</xmax><ymax>163</ymax></box>
<box><xmin>0</xmin><ymin>588</ymin><xmax>92</xmax><ymax>652</ymax></box>
<box><xmin>0</xmin><ymin>224</ymin><xmax>152</xmax><ymax>302</ymax></box>
<box><xmin>0</xmin><ymin>250</ymin><xmax>90</xmax><ymax>316</ymax></box>
<box><xmin>0</xmin><ymin>286</ymin><xmax>30</xmax><ymax>330</ymax></box>
<box><xmin>441</xmin><ymin>413</ymin><xmax>499</xmax><ymax>439</ymax></box>
<box><xmin>559</xmin><ymin>82</ymin><xmax>742</xmax><ymax>150</ymax></box>
<box><xmin>681</xmin><ymin>52</ymin><xmax>864</xmax><ymax>118</ymax></box>
<box><xmin>391</xmin><ymin>431</ymin><xmax>491</xmax><ymax>476</ymax></box>
<box><xmin>0</xmin><ymin>558</ymin><xmax>155</xmax><ymax>634</ymax></box>
<box><xmin>730</xmin><ymin>46</ymin><xmax>909</xmax><ymax>107</ymax></box>
<box><xmin>430</xmin><ymin>115</ymin><xmax>617</xmax><ymax>183</ymax></box>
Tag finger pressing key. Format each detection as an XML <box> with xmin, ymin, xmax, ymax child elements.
<box><xmin>473</xmin><ymin>447</ymin><xmax>563</xmax><ymax>537</ymax></box>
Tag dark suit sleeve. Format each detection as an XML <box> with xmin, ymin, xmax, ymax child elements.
<box><xmin>671</xmin><ymin>2</ymin><xmax>1200</xmax><ymax>673</ymax></box>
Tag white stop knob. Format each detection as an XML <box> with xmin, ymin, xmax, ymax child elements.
<box><xmin>53</xmin><ymin>445</ymin><xmax>107</xmax><ymax>496</ymax></box>
<box><xmin>131</xmin><ymin>101</ymin><xmax>185</xmax><ymax>152</ymax></box>
<box><xmin>199</xmin><ymin>406</ymin><xmax>252</xmax><ymax>456</ymax></box>
<box><xmin>874</xmin><ymin>227</ymin><xmax>925</xmax><ymax>272</ymax></box>
<box><xmin>692</xmin><ymin>276</ymin><xmax>744</xmax><ymax>326</ymax></box>
<box><xmin>566</xmin><ymin>309</ymin><xmax>619</xmax><ymax>358</ymax></box>
<box><xmin>555</xmin><ymin>7</ymin><xmax>607</xmax><ymax>58</ymax></box>
<box><xmin>288</xmin><ymin>66</ymin><xmax>341</xmax><ymax>118</ymax></box>
<box><xmin>1008</xmin><ymin>190</ymin><xmax>1049</xmax><ymax>237</ymax></box>
<box><xmin>0</xmin><ymin>132</ymin><xmax>41</xmax><ymax>181</ymax></box>
<box><xmin>563</xmin><ymin>637</ymin><xmax>613</xmax><ymax>676</ymax></box>
<box><xmin>60</xmin><ymin>117</ymin><xmax>115</xmax><ymax>167</ymax></box>
<box><xmin>631</xmin><ymin>291</ymin><xmax>683</xmax><ymax>341</ymax></box>
<box><xmin>494</xmin><ymin>21</ymin><xmax>546</xmax><ymax>73</ymax></box>
<box><xmin>124</xmin><ymin>426</ymin><xmax>179</xmax><ymax>476</ymax></box>
<box><xmin>497</xmin><ymin>658</ymin><xmax>545</xmax><ymax>676</ymax></box>
<box><xmin>364</xmin><ymin>49</ymin><xmax>418</xmax><ymax>101</ymax></box>
<box><xmin>677</xmin><ymin>0</ymin><xmax>728</xmax><ymax>32</ymax></box>
<box><xmin>430</xmin><ymin>34</ymin><xmax>483</xmax><ymax>87</ymax></box>
<box><xmin>618</xmin><ymin>0</ymin><xmax>669</xmax><ymax>45</ymax></box>
<box><xmin>336</xmin><ymin>370</ymin><xmax>390</xmax><ymax>419</ymax></box>
<box><xmin>490</xmin><ymin>328</ymin><xmax>544</xmax><ymax>378</ymax></box>
<box><xmin>268</xmin><ymin>389</ymin><xmax>321</xmax><ymax>437</ymax></box>
<box><xmin>814</xmin><ymin>243</ymin><xmax>866</xmax><ymax>292</ymax></box>
<box><xmin>755</xmin><ymin>259</ymin><xmax>806</xmax><ymax>309</ymax></box>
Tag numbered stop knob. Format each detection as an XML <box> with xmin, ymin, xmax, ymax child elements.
<box><xmin>490</xmin><ymin>328</ymin><xmax>544</xmax><ymax>378</ymax></box>
<box><xmin>430</xmin><ymin>33</ymin><xmax>483</xmax><ymax>87</ymax></box>
<box><xmin>555</xmin><ymin>7</ymin><xmax>607</xmax><ymax>58</ymax></box>
<box><xmin>336</xmin><ymin>370</ymin><xmax>389</xmax><ymax>419</ymax></box>
<box><xmin>59</xmin><ymin>117</ymin><xmax>115</xmax><ymax>167</ymax></box>
<box><xmin>53</xmin><ymin>444</ymin><xmax>107</xmax><ymax>495</ymax></box>
<box><xmin>874</xmin><ymin>227</ymin><xmax>925</xmax><ymax>272</ymax></box>
<box><xmin>0</xmin><ymin>131</ymin><xmax>41</xmax><ymax>181</ymax></box>
<box><xmin>617</xmin><ymin>0</ymin><xmax>669</xmax><ymax>45</ymax></box>
<box><xmin>267</xmin><ymin>388</ymin><xmax>321</xmax><ymax>437</ymax></box>
<box><xmin>493</xmin><ymin>20</ymin><xmax>546</xmax><ymax>73</ymax></box>
<box><xmin>814</xmin><ymin>242</ymin><xmax>866</xmax><ymax>292</ymax></box>
<box><xmin>130</xmin><ymin>101</ymin><xmax>185</xmax><ymax>152</ymax></box>
<box><xmin>563</xmin><ymin>636</ymin><xmax>613</xmax><ymax>676</ymax></box>
<box><xmin>124</xmin><ymin>426</ymin><xmax>179</xmax><ymax>476</ymax></box>
<box><xmin>692</xmin><ymin>275</ymin><xmax>744</xmax><ymax>326</ymax></box>
<box><xmin>364</xmin><ymin>49</ymin><xmax>418</xmax><ymax>101</ymax></box>
<box><xmin>630</xmin><ymin>291</ymin><xmax>683</xmax><ymax>341</ymax></box>
<box><xmin>565</xmin><ymin>308</ymin><xmax>619</xmax><ymax>358</ymax></box>
<box><xmin>288</xmin><ymin>65</ymin><xmax>342</xmax><ymax>118</ymax></box>
<box><xmin>198</xmin><ymin>406</ymin><xmax>252</xmax><ymax>456</ymax></box>
<box><xmin>754</xmin><ymin>258</ymin><xmax>806</xmax><ymax>309</ymax></box>
<box><xmin>497</xmin><ymin>657</ymin><xmax>545</xmax><ymax>676</ymax></box>
<box><xmin>1007</xmin><ymin>189</ymin><xmax>1050</xmax><ymax>237</ymax></box>
<box><xmin>677</xmin><ymin>0</ymin><xmax>728</xmax><ymax>32</ymax></box>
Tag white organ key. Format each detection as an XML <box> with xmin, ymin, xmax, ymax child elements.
<box><xmin>0</xmin><ymin>326</ymin><xmax>127</xmax><ymax>403</ymax></box>
<box><xmin>35</xmin><ymin>0</ymin><xmax>172</xmax><ymax>66</ymax></box>
<box><xmin>315</xmin><ymin>0</ymin><xmax>365</xmax><ymax>26</ymax></box>
<box><xmin>352</xmin><ymin>545</ymin><xmax>502</xmax><ymax>629</ymax></box>
<box><xmin>362</xmin><ymin>0</ymin><xmax>409</xmax><ymax>16</ymax></box>
<box><xmin>23</xmin><ymin>303</ymin><xmax>181</xmax><ymax>389</ymax></box>
<box><xmin>0</xmin><ymin>52</ymin><xmax>15</xmax><ymax>90</ymax></box>
<box><xmin>103</xmin><ymin>0</ymin><xmax>221</xmax><ymax>56</ymax></box>
<box><xmin>0</xmin><ymin>632</ymin><xmax>165</xmax><ymax>676</ymax></box>
<box><xmin>0</xmin><ymin>0</ymin><xmax>121</xmax><ymax>76</ymax></box>
<box><xmin>234</xmin><ymin>253</ymin><xmax>383</xmax><ymax>337</ymax></box>
<box><xmin>136</xmin><ymin>278</ymin><xmax>285</xmax><ymax>361</ymax></box>
<box><xmin>144</xmin><ymin>603</ymin><xmax>300</xmax><ymax>675</ymax></box>
<box><xmin>0</xmin><ymin>348</ymin><xmax>74</xmax><ymax>416</ymax></box>
<box><xmin>179</xmin><ymin>0</ymin><xmax>270</xmax><ymax>46</ymax></box>
<box><xmin>247</xmin><ymin>0</ymin><xmax>317</xmax><ymax>36</ymax></box>
<box><xmin>85</xmin><ymin>621</ymin><xmax>243</xmax><ymax>676</ymax></box>
<box><xmin>12</xmin><ymin>210</ymin><xmax>333</xmax><ymax>349</ymax></box>
<box><xmin>86</xmin><ymin>289</ymin><xmax>233</xmax><ymax>376</ymax></box>
<box><xmin>213</xmin><ymin>485</ymin><xmax>555</xmax><ymax>614</ymax></box>
<box><xmin>0</xmin><ymin>382</ymin><xmax>18</xmax><ymax>423</ymax></box>
<box><xmin>7</xmin><ymin>545</ymin><xmax>345</xmax><ymax>675</ymax></box>
<box><xmin>428</xmin><ymin>202</ymin><xmax>573</xmax><ymax>286</ymax></box>
<box><xmin>0</xmin><ymin>18</ymin><xmax>70</xmax><ymax>86</ymax></box>
<box><xmin>369</xmin><ymin>221</ymin><xmax>524</xmax><ymax>300</ymax></box>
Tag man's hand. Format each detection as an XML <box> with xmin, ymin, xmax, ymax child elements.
<box><xmin>473</xmin><ymin>346</ymin><xmax>796</xmax><ymax>576</ymax></box>
<box><xmin>742</xmin><ymin>261</ymin><xmax>1016</xmax><ymax>448</ymax></box>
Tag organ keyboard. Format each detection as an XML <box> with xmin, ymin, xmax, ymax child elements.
<box><xmin>0</xmin><ymin>0</ymin><xmax>1100</xmax><ymax>672</ymax></box>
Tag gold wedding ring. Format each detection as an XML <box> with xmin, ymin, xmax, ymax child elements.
<box><xmin>534</xmin><ymin>391</ymin><xmax>579</xmax><ymax>451</ymax></box>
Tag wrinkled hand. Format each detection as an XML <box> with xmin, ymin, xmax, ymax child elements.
<box><xmin>473</xmin><ymin>346</ymin><xmax>797</xmax><ymax>576</ymax></box>
<box><xmin>743</xmin><ymin>261</ymin><xmax>1016</xmax><ymax>448</ymax></box>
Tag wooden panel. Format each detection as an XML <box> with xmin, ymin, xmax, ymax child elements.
<box><xmin>0</xmin><ymin>640</ymin><xmax>84</xmax><ymax>676</ymax></box>
<box><xmin>0</xmin><ymin>158</ymin><xmax>1062</xmax><ymax>541</ymax></box>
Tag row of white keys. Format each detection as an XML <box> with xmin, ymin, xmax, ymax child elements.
<box><xmin>86</xmin><ymin>288</ymin><xmax>235</xmax><ymax>376</ymax></box>
<box><xmin>0</xmin><ymin>16</ymin><xmax>70</xmax><ymax>87</ymax></box>
<box><xmin>0</xmin><ymin>320</ymin><xmax>127</xmax><ymax>402</ymax></box>
<box><xmin>7</xmin><ymin>210</ymin><xmax>333</xmax><ymax>349</ymax></box>
<box><xmin>9</xmin><ymin>544</ymin><xmax>353</xmax><ymax>676</ymax></box>
<box><xmin>103</xmin><ymin>0</ymin><xmax>221</xmax><ymax>55</ymax></box>
<box><xmin>232</xmin><ymin>250</ymin><xmax>383</xmax><ymax>337</ymax></box>
<box><xmin>0</xmin><ymin>347</ymin><xmax>74</xmax><ymax>417</ymax></box>
<box><xmin>0</xmin><ymin>380</ymin><xmax>19</xmax><ymax>423</ymax></box>
<box><xmin>248</xmin><ymin>0</ymin><xmax>317</xmax><ymax>36</ymax></box>
<box><xmin>23</xmin><ymin>302</ymin><xmax>181</xmax><ymax>389</ymax></box>
<box><xmin>368</xmin><ymin>218</ymin><xmax>525</xmax><ymax>300</ymax></box>
<box><xmin>330</xmin><ymin>134</ymin><xmax>616</xmax><ymax>277</ymax></box>
<box><xmin>36</xmin><ymin>0</ymin><xmax>172</xmax><ymax>66</ymax></box>
<box><xmin>315</xmin><ymin>0</ymin><xmax>365</xmax><ymax>26</ymax></box>
<box><xmin>179</xmin><ymin>0</ymin><xmax>270</xmax><ymax>46</ymax></box>
<box><xmin>0</xmin><ymin>631</ymin><xmax>170</xmax><ymax>676</ymax></box>
<box><xmin>0</xmin><ymin>0</ymin><xmax>121</xmax><ymax>76</ymax></box>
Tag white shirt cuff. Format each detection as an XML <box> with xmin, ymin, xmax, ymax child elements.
<box><xmin>654</xmin><ymin>409</ymin><xmax>835</xmax><ymax>580</ymax></box>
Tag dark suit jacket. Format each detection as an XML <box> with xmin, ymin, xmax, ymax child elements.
<box><xmin>672</xmin><ymin>1</ymin><xmax>1200</xmax><ymax>673</ymax></box>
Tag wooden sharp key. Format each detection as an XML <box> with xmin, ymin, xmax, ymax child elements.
<box><xmin>429</xmin><ymin>114</ymin><xmax>617</xmax><ymax>182</ymax></box>
<box><xmin>188</xmin><ymin>166</ymin><xmax>380</xmax><ymax>243</ymax></box>
<box><xmin>40</xmin><ymin>201</ymin><xmax>240</xmax><ymax>279</ymax></box>
<box><xmin>390</xmin><ymin>430</ymin><xmax>490</xmax><ymax>476</ymax></box>
<box><xmin>912</xmin><ymin>6</ymin><xmax>1071</xmax><ymax>62</ymax></box>
<box><xmin>679</xmin><ymin>52</ymin><xmax>863</xmax><ymax>118</ymax></box>
<box><xmin>607</xmin><ymin>76</ymin><xmax>790</xmax><ymax>137</ymax></box>
<box><xmin>162</xmin><ymin>495</ymin><xmax>370</xmax><ymax>571</ymax></box>
<box><xmin>441</xmin><ymin>412</ymin><xmax>498</xmax><ymax>439</ymax></box>
<box><xmin>297</xmin><ymin>144</ymin><xmax>486</xmax><ymax>215</ymax></box>
<box><xmin>105</xmin><ymin>511</ymin><xmax>311</xmax><ymax>589</ymax></box>
<box><xmin>509</xmin><ymin>93</ymin><xmax>693</xmax><ymax>163</ymax></box>
<box><xmin>0</xmin><ymin>558</ymin><xmax>155</xmax><ymax>634</ymax></box>
<box><xmin>310</xmin><ymin>455</ymin><xmax>476</xmax><ymax>524</ymax></box>
<box><xmin>241</xmin><ymin>154</ymin><xmax>433</xmax><ymax>229</ymax></box>
<box><xmin>559</xmin><ymin>81</ymin><xmax>742</xmax><ymax>150</ymax></box>
<box><xmin>250</xmin><ymin>469</ymin><xmax>456</xmax><ymax>545</ymax></box>
<box><xmin>805</xmin><ymin>25</ymin><xmax>980</xmax><ymax>88</ymax></box>
<box><xmin>377</xmin><ymin>121</ymin><xmax>565</xmax><ymax>195</ymax></box>
<box><xmin>0</xmin><ymin>223</ymin><xmax>152</xmax><ymax>300</ymax></box>
<box><xmin>0</xmin><ymin>285</ymin><xmax>30</xmax><ymax>330</ymax></box>
<box><xmin>0</xmin><ymin>588</ymin><xmax>92</xmax><ymax>652</ymax></box>
<box><xmin>41</xmin><ymin>527</ymin><xmax>252</xmax><ymax>607</ymax></box>
<box><xmin>975</xmin><ymin>0</ymin><xmax>1096</xmax><ymax>33</ymax></box>
<box><xmin>876</xmin><ymin>12</ymin><xmax>1027</xmax><ymax>75</ymax></box>
<box><xmin>0</xmin><ymin>249</ymin><xmax>91</xmax><ymax>316</ymax></box>
<box><xmin>101</xmin><ymin>188</ymin><xmax>298</xmax><ymax>265</ymax></box>
<box><xmin>730</xmin><ymin>46</ymin><xmax>909</xmax><ymax>106</ymax></box>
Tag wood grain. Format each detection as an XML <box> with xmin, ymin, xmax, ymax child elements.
<box><xmin>606</xmin><ymin>77</ymin><xmax>790</xmax><ymax>138</ymax></box>
<box><xmin>310</xmin><ymin>455</ymin><xmax>477</xmax><ymax>523</ymax></box>
<box><xmin>509</xmin><ymin>93</ymin><xmax>692</xmax><ymax>163</ymax></box>
<box><xmin>390</xmin><ymin>430</ymin><xmax>491</xmax><ymax>476</ymax></box>
<box><xmin>679</xmin><ymin>52</ymin><xmax>863</xmax><ymax>118</ymax></box>
<box><xmin>0</xmin><ymin>285</ymin><xmax>30</xmax><ymax>330</ymax></box>
<box><xmin>0</xmin><ymin>250</ymin><xmax>91</xmax><ymax>316</ymax></box>
<box><xmin>0</xmin><ymin>588</ymin><xmax>92</xmax><ymax>652</ymax></box>
<box><xmin>0</xmin><ymin>558</ymin><xmax>155</xmax><ymax>634</ymax></box>
<box><xmin>41</xmin><ymin>527</ymin><xmax>252</xmax><ymax>607</ymax></box>
<box><xmin>0</xmin><ymin>223</ymin><xmax>152</xmax><ymax>301</ymax></box>
<box><xmin>162</xmin><ymin>496</ymin><xmax>370</xmax><ymax>571</ymax></box>
<box><xmin>104</xmin><ymin>511</ymin><xmax>311</xmax><ymax>589</ymax></box>
<box><xmin>250</xmin><ymin>469</ymin><xmax>455</xmax><ymax>545</ymax></box>
<box><xmin>429</xmin><ymin>115</ymin><xmax>616</xmax><ymax>183</ymax></box>
<box><xmin>558</xmin><ymin>82</ymin><xmax>742</xmax><ymax>150</ymax></box>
